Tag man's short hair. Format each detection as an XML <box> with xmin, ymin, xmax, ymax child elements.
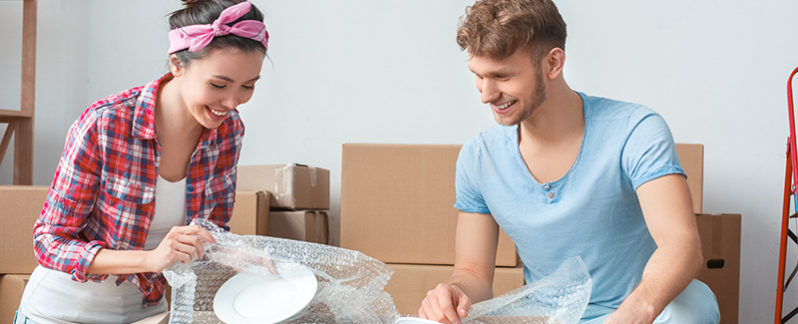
<box><xmin>456</xmin><ymin>0</ymin><xmax>567</xmax><ymax>61</ymax></box>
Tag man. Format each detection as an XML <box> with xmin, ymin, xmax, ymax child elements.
<box><xmin>417</xmin><ymin>1</ymin><xmax>720</xmax><ymax>323</ymax></box>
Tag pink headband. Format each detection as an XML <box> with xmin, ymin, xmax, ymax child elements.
<box><xmin>167</xmin><ymin>1</ymin><xmax>269</xmax><ymax>54</ymax></box>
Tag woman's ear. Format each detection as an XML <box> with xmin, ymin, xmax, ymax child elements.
<box><xmin>169</xmin><ymin>54</ymin><xmax>184</xmax><ymax>77</ymax></box>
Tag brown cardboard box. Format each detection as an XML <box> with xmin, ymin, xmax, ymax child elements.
<box><xmin>0</xmin><ymin>275</ymin><xmax>29</xmax><ymax>323</ymax></box>
<box><xmin>268</xmin><ymin>210</ymin><xmax>329</xmax><ymax>244</ymax></box>
<box><xmin>340</xmin><ymin>144</ymin><xmax>517</xmax><ymax>266</ymax></box>
<box><xmin>695</xmin><ymin>213</ymin><xmax>740</xmax><ymax>324</ymax></box>
<box><xmin>237</xmin><ymin>164</ymin><xmax>330</xmax><ymax>210</ymax></box>
<box><xmin>228</xmin><ymin>190</ymin><xmax>270</xmax><ymax>235</ymax></box>
<box><xmin>0</xmin><ymin>186</ymin><xmax>48</xmax><ymax>274</ymax></box>
<box><xmin>675</xmin><ymin>143</ymin><xmax>703</xmax><ymax>213</ymax></box>
<box><xmin>385</xmin><ymin>264</ymin><xmax>525</xmax><ymax>316</ymax></box>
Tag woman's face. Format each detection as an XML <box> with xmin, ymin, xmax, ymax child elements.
<box><xmin>174</xmin><ymin>47</ymin><xmax>265</xmax><ymax>129</ymax></box>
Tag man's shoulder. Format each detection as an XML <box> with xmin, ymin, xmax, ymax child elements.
<box><xmin>581</xmin><ymin>92</ymin><xmax>655</xmax><ymax>121</ymax></box>
<box><xmin>580</xmin><ymin>92</ymin><xmax>664</xmax><ymax>138</ymax></box>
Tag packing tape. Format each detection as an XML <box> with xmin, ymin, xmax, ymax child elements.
<box><xmin>309</xmin><ymin>166</ymin><xmax>317</xmax><ymax>187</ymax></box>
<box><xmin>275</xmin><ymin>164</ymin><xmax>295</xmax><ymax>204</ymax></box>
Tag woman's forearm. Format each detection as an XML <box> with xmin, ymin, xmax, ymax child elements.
<box><xmin>87</xmin><ymin>249</ymin><xmax>152</xmax><ymax>274</ymax></box>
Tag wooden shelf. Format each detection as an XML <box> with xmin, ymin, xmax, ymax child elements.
<box><xmin>0</xmin><ymin>0</ymin><xmax>36</xmax><ymax>185</ymax></box>
<box><xmin>0</xmin><ymin>108</ymin><xmax>33</xmax><ymax>121</ymax></box>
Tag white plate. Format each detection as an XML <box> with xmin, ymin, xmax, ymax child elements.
<box><xmin>213</xmin><ymin>262</ymin><xmax>317</xmax><ymax>324</ymax></box>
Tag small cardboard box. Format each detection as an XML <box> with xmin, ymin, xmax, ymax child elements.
<box><xmin>268</xmin><ymin>210</ymin><xmax>329</xmax><ymax>244</ymax></box>
<box><xmin>0</xmin><ymin>186</ymin><xmax>48</xmax><ymax>274</ymax></box>
<box><xmin>340</xmin><ymin>144</ymin><xmax>517</xmax><ymax>266</ymax></box>
<box><xmin>237</xmin><ymin>164</ymin><xmax>330</xmax><ymax>210</ymax></box>
<box><xmin>695</xmin><ymin>213</ymin><xmax>740</xmax><ymax>324</ymax></box>
<box><xmin>385</xmin><ymin>263</ymin><xmax>525</xmax><ymax>316</ymax></box>
<box><xmin>228</xmin><ymin>190</ymin><xmax>270</xmax><ymax>235</ymax></box>
<box><xmin>675</xmin><ymin>143</ymin><xmax>703</xmax><ymax>213</ymax></box>
<box><xmin>0</xmin><ymin>274</ymin><xmax>30</xmax><ymax>323</ymax></box>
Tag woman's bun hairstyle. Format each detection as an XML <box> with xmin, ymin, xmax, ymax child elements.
<box><xmin>169</xmin><ymin>0</ymin><xmax>265</xmax><ymax>64</ymax></box>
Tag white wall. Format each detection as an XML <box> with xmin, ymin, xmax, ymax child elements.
<box><xmin>2</xmin><ymin>0</ymin><xmax>796</xmax><ymax>321</ymax></box>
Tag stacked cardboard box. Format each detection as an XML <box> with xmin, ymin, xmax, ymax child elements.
<box><xmin>340</xmin><ymin>144</ymin><xmax>524</xmax><ymax>316</ymax></box>
<box><xmin>0</xmin><ymin>275</ymin><xmax>30</xmax><ymax>323</ymax></box>
<box><xmin>228</xmin><ymin>190</ymin><xmax>271</xmax><ymax>235</ymax></box>
<box><xmin>0</xmin><ymin>185</ymin><xmax>48</xmax><ymax>322</ymax></box>
<box><xmin>695</xmin><ymin>213</ymin><xmax>741</xmax><ymax>324</ymax></box>
<box><xmin>237</xmin><ymin>164</ymin><xmax>330</xmax><ymax>244</ymax></box>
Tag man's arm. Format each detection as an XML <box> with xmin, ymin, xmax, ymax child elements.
<box><xmin>607</xmin><ymin>174</ymin><xmax>703</xmax><ymax>323</ymax></box>
<box><xmin>418</xmin><ymin>211</ymin><xmax>500</xmax><ymax>324</ymax></box>
<box><xmin>451</xmin><ymin>211</ymin><xmax>501</xmax><ymax>301</ymax></box>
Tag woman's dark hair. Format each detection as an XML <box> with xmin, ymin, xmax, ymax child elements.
<box><xmin>169</xmin><ymin>0</ymin><xmax>266</xmax><ymax>65</ymax></box>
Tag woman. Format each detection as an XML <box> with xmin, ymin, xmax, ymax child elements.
<box><xmin>15</xmin><ymin>0</ymin><xmax>268</xmax><ymax>322</ymax></box>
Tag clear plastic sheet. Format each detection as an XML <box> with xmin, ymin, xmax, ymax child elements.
<box><xmin>164</xmin><ymin>220</ymin><xmax>591</xmax><ymax>323</ymax></box>
<box><xmin>464</xmin><ymin>257</ymin><xmax>591</xmax><ymax>324</ymax></box>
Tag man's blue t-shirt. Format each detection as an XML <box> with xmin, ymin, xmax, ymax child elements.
<box><xmin>454</xmin><ymin>92</ymin><xmax>685</xmax><ymax>308</ymax></box>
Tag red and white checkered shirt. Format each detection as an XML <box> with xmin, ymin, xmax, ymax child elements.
<box><xmin>33</xmin><ymin>73</ymin><xmax>244</xmax><ymax>307</ymax></box>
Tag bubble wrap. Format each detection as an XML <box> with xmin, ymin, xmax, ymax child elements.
<box><xmin>464</xmin><ymin>257</ymin><xmax>591</xmax><ymax>324</ymax></box>
<box><xmin>163</xmin><ymin>220</ymin><xmax>591</xmax><ymax>323</ymax></box>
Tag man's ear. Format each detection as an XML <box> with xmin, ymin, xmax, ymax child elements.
<box><xmin>169</xmin><ymin>54</ymin><xmax>184</xmax><ymax>77</ymax></box>
<box><xmin>543</xmin><ymin>47</ymin><xmax>565</xmax><ymax>80</ymax></box>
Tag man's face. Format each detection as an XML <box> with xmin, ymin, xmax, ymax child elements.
<box><xmin>468</xmin><ymin>49</ymin><xmax>546</xmax><ymax>126</ymax></box>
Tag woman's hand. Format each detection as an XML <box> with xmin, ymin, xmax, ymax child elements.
<box><xmin>145</xmin><ymin>225</ymin><xmax>216</xmax><ymax>272</ymax></box>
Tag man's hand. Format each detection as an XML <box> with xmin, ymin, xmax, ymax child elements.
<box><xmin>418</xmin><ymin>283</ymin><xmax>472</xmax><ymax>324</ymax></box>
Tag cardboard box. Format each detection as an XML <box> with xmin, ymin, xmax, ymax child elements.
<box><xmin>0</xmin><ymin>275</ymin><xmax>29</xmax><ymax>323</ymax></box>
<box><xmin>237</xmin><ymin>164</ymin><xmax>330</xmax><ymax>210</ymax></box>
<box><xmin>228</xmin><ymin>190</ymin><xmax>270</xmax><ymax>235</ymax></box>
<box><xmin>268</xmin><ymin>210</ymin><xmax>329</xmax><ymax>244</ymax></box>
<box><xmin>0</xmin><ymin>186</ymin><xmax>48</xmax><ymax>274</ymax></box>
<box><xmin>340</xmin><ymin>144</ymin><xmax>517</xmax><ymax>266</ymax></box>
<box><xmin>675</xmin><ymin>143</ymin><xmax>703</xmax><ymax>213</ymax></box>
<box><xmin>695</xmin><ymin>213</ymin><xmax>740</xmax><ymax>324</ymax></box>
<box><xmin>385</xmin><ymin>264</ymin><xmax>525</xmax><ymax>316</ymax></box>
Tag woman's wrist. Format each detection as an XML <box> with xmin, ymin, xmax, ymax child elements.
<box><xmin>88</xmin><ymin>249</ymin><xmax>154</xmax><ymax>275</ymax></box>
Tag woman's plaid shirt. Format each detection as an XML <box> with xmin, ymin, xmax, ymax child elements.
<box><xmin>33</xmin><ymin>74</ymin><xmax>244</xmax><ymax>307</ymax></box>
